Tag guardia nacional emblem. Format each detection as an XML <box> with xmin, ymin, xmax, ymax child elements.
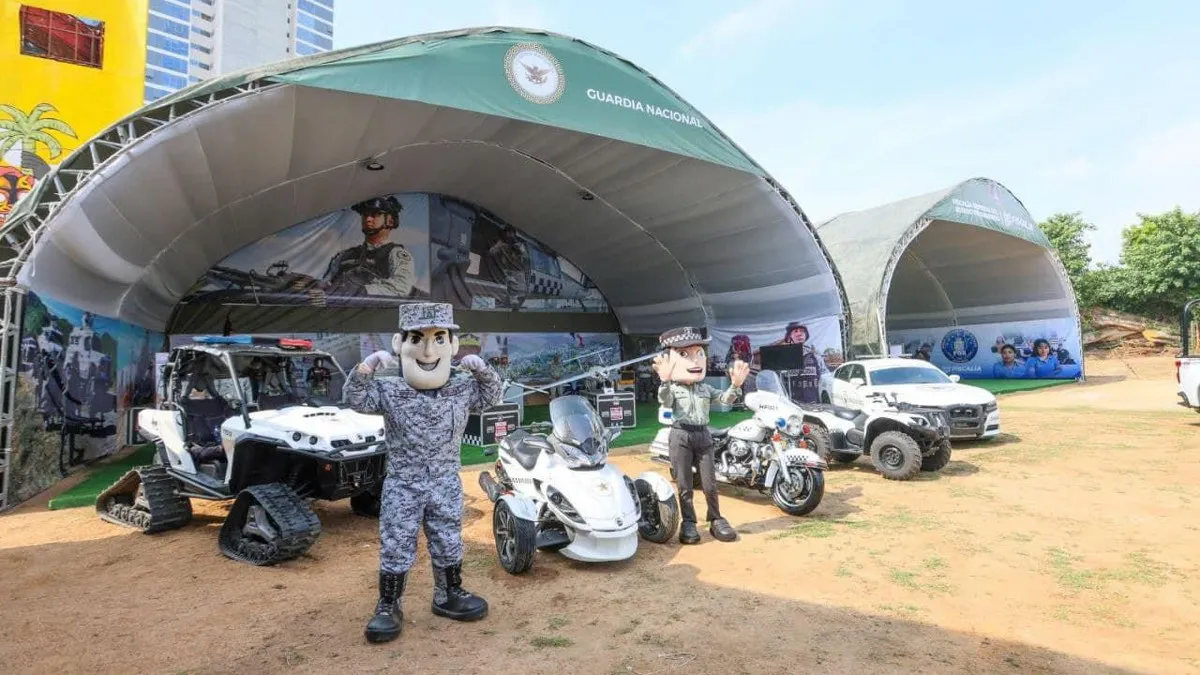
<box><xmin>504</xmin><ymin>42</ymin><xmax>565</xmax><ymax>104</ymax></box>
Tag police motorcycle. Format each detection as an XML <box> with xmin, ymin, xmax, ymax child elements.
<box><xmin>649</xmin><ymin>369</ymin><xmax>828</xmax><ymax>516</ymax></box>
<box><xmin>476</xmin><ymin>355</ymin><xmax>679</xmax><ymax>575</ymax></box>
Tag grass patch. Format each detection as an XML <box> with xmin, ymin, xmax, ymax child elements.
<box><xmin>887</xmin><ymin>562</ymin><xmax>952</xmax><ymax>596</ymax></box>
<box><xmin>876</xmin><ymin>508</ymin><xmax>941</xmax><ymax>531</ymax></box>
<box><xmin>768</xmin><ymin>518</ymin><xmax>872</xmax><ymax>540</ymax></box>
<box><xmin>547</xmin><ymin>617</ymin><xmax>569</xmax><ymax>630</ymax></box>
<box><xmin>1045</xmin><ymin>547</ymin><xmax>1100</xmax><ymax>592</ymax></box>
<box><xmin>1102</xmin><ymin>551</ymin><xmax>1181</xmax><ymax>587</ymax></box>
<box><xmin>530</xmin><ymin>636</ymin><xmax>574</xmax><ymax>649</ymax></box>
<box><xmin>876</xmin><ymin>603</ymin><xmax>923</xmax><ymax>618</ymax></box>
<box><xmin>1044</xmin><ymin>547</ymin><xmax>1180</xmax><ymax>594</ymax></box>
<box><xmin>1005</xmin><ymin>532</ymin><xmax>1035</xmax><ymax>543</ymax></box>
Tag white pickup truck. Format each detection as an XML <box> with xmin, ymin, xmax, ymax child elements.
<box><xmin>1178</xmin><ymin>299</ymin><xmax>1200</xmax><ymax>412</ymax></box>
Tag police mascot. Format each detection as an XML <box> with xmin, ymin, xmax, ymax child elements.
<box><xmin>346</xmin><ymin>302</ymin><xmax>504</xmax><ymax>644</ymax></box>
<box><xmin>653</xmin><ymin>327</ymin><xmax>750</xmax><ymax>544</ymax></box>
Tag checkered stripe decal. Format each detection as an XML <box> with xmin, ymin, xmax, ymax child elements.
<box><xmin>529</xmin><ymin>275</ymin><xmax>563</xmax><ymax>295</ymax></box>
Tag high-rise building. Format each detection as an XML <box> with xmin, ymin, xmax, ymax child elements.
<box><xmin>144</xmin><ymin>0</ymin><xmax>334</xmax><ymax>104</ymax></box>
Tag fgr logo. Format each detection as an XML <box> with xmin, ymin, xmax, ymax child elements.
<box><xmin>941</xmin><ymin>329</ymin><xmax>978</xmax><ymax>363</ymax></box>
<box><xmin>504</xmin><ymin>43</ymin><xmax>565</xmax><ymax>104</ymax></box>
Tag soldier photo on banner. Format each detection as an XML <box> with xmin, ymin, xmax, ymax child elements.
<box><xmin>177</xmin><ymin>193</ymin><xmax>432</xmax><ymax>310</ymax></box>
<box><xmin>707</xmin><ymin>318</ymin><xmax>844</xmax><ymax>403</ymax></box>
<box><xmin>426</xmin><ymin>193</ymin><xmax>611</xmax><ymax>313</ymax></box>
<box><xmin>10</xmin><ymin>293</ymin><xmax>161</xmax><ymax>506</ymax></box>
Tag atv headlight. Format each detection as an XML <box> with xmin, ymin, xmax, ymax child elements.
<box><xmin>546</xmin><ymin>486</ymin><xmax>585</xmax><ymax>525</ymax></box>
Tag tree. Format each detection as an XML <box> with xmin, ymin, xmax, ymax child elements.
<box><xmin>1038</xmin><ymin>212</ymin><xmax>1095</xmax><ymax>283</ymax></box>
<box><xmin>1119</xmin><ymin>207</ymin><xmax>1200</xmax><ymax>316</ymax></box>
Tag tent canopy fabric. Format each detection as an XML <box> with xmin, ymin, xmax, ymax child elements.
<box><xmin>815</xmin><ymin>178</ymin><xmax>1077</xmax><ymax>354</ymax></box>
<box><xmin>6</xmin><ymin>27</ymin><xmax>847</xmax><ymax>338</ymax></box>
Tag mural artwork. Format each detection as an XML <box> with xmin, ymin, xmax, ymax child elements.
<box><xmin>12</xmin><ymin>293</ymin><xmax>161</xmax><ymax>504</ymax></box>
<box><xmin>0</xmin><ymin>102</ymin><xmax>78</xmax><ymax>224</ymax></box>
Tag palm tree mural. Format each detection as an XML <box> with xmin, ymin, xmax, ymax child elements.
<box><xmin>0</xmin><ymin>102</ymin><xmax>78</xmax><ymax>179</ymax></box>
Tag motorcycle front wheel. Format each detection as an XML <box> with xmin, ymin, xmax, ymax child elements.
<box><xmin>772</xmin><ymin>466</ymin><xmax>824</xmax><ymax>516</ymax></box>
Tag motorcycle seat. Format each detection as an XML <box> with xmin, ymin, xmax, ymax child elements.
<box><xmin>709</xmin><ymin>427</ymin><xmax>729</xmax><ymax>441</ymax></box>
<box><xmin>807</xmin><ymin>402</ymin><xmax>862</xmax><ymax>422</ymax></box>
<box><xmin>501</xmin><ymin>429</ymin><xmax>551</xmax><ymax>471</ymax></box>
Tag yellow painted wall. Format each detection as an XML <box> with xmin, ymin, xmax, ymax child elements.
<box><xmin>0</xmin><ymin>0</ymin><xmax>147</xmax><ymax>176</ymax></box>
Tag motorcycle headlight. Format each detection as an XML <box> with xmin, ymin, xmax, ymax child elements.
<box><xmin>546</xmin><ymin>486</ymin><xmax>585</xmax><ymax>524</ymax></box>
<box><xmin>785</xmin><ymin>415</ymin><xmax>805</xmax><ymax>437</ymax></box>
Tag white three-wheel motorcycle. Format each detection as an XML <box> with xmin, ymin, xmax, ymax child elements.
<box><xmin>649</xmin><ymin>369</ymin><xmax>828</xmax><ymax>516</ymax></box>
<box><xmin>478</xmin><ymin>394</ymin><xmax>679</xmax><ymax>574</ymax></box>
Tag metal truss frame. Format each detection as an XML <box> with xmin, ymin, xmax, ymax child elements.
<box><xmin>0</xmin><ymin>80</ymin><xmax>277</xmax><ymax>511</ymax></box>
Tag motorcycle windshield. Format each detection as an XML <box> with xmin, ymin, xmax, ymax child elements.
<box><xmin>755</xmin><ymin>370</ymin><xmax>786</xmax><ymax>396</ymax></box>
<box><xmin>550</xmin><ymin>395</ymin><xmax>607</xmax><ymax>462</ymax></box>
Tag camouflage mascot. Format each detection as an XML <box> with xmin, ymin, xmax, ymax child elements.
<box><xmin>346</xmin><ymin>302</ymin><xmax>503</xmax><ymax>644</ymax></box>
<box><xmin>653</xmin><ymin>327</ymin><xmax>750</xmax><ymax>544</ymax></box>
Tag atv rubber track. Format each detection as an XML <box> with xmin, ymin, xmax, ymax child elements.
<box><xmin>95</xmin><ymin>465</ymin><xmax>193</xmax><ymax>534</ymax></box>
<box><xmin>218</xmin><ymin>483</ymin><xmax>322</xmax><ymax>566</ymax></box>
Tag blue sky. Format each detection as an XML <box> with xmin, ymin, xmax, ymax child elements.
<box><xmin>333</xmin><ymin>0</ymin><xmax>1200</xmax><ymax>265</ymax></box>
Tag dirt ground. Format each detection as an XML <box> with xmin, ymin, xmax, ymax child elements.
<box><xmin>2</xmin><ymin>355</ymin><xmax>1198</xmax><ymax>675</ymax></box>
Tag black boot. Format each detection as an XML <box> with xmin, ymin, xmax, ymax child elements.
<box><xmin>710</xmin><ymin>517</ymin><xmax>738</xmax><ymax>542</ymax></box>
<box><xmin>364</xmin><ymin>570</ymin><xmax>406</xmax><ymax>643</ymax></box>
<box><xmin>679</xmin><ymin>520</ymin><xmax>700</xmax><ymax>544</ymax></box>
<box><xmin>431</xmin><ymin>564</ymin><xmax>488</xmax><ymax>621</ymax></box>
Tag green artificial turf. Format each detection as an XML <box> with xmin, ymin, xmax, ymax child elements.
<box><xmin>966</xmin><ymin>378</ymin><xmax>1077</xmax><ymax>395</ymax></box>
<box><xmin>47</xmin><ymin>443</ymin><xmax>158</xmax><ymax>510</ymax></box>
<box><xmin>461</xmin><ymin>403</ymin><xmax>753</xmax><ymax>466</ymax></box>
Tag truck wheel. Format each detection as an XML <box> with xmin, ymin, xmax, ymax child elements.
<box><xmin>869</xmin><ymin>431</ymin><xmax>923</xmax><ymax>481</ymax></box>
<box><xmin>921</xmin><ymin>440</ymin><xmax>952</xmax><ymax>472</ymax></box>
<box><xmin>493</xmin><ymin>500</ymin><xmax>536</xmax><ymax>575</ymax></box>
<box><xmin>803</xmin><ymin>424</ymin><xmax>834</xmax><ymax>462</ymax></box>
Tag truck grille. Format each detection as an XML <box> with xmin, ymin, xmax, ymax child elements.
<box><xmin>944</xmin><ymin>405</ymin><xmax>984</xmax><ymax>432</ymax></box>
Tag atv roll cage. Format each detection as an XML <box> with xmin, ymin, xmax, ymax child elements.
<box><xmin>161</xmin><ymin>338</ymin><xmax>349</xmax><ymax>425</ymax></box>
<box><xmin>1181</xmin><ymin>298</ymin><xmax>1200</xmax><ymax>358</ymax></box>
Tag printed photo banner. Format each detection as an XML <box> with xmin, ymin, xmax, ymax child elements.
<box><xmin>428</xmin><ymin>194</ymin><xmax>610</xmax><ymax>314</ymax></box>
<box><xmin>708</xmin><ymin>315</ymin><xmax>844</xmax><ymax>404</ymax></box>
<box><xmin>12</xmin><ymin>292</ymin><xmax>162</xmax><ymax>504</ymax></box>
<box><xmin>361</xmin><ymin>330</ymin><xmax>621</xmax><ymax>387</ymax></box>
<box><xmin>889</xmin><ymin>319</ymin><xmax>1083</xmax><ymax>380</ymax></box>
<box><xmin>178</xmin><ymin>191</ymin><xmax>611</xmax><ymax>315</ymax></box>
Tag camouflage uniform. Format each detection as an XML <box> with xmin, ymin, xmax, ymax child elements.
<box><xmin>345</xmin><ymin>365</ymin><xmax>503</xmax><ymax>574</ymax></box>
<box><xmin>346</xmin><ymin>302</ymin><xmax>503</xmax><ymax>644</ymax></box>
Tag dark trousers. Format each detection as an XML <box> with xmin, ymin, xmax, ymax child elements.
<box><xmin>669</xmin><ymin>426</ymin><xmax>722</xmax><ymax>523</ymax></box>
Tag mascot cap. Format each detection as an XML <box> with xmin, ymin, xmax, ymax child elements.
<box><xmin>658</xmin><ymin>326</ymin><xmax>710</xmax><ymax>349</ymax></box>
<box><xmin>399</xmin><ymin>302</ymin><xmax>459</xmax><ymax>332</ymax></box>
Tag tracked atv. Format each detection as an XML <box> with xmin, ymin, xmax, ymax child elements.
<box><xmin>96</xmin><ymin>336</ymin><xmax>388</xmax><ymax>566</ymax></box>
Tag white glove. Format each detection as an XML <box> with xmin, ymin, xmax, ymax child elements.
<box><xmin>458</xmin><ymin>354</ymin><xmax>487</xmax><ymax>373</ymax></box>
<box><xmin>358</xmin><ymin>350</ymin><xmax>395</xmax><ymax>375</ymax></box>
